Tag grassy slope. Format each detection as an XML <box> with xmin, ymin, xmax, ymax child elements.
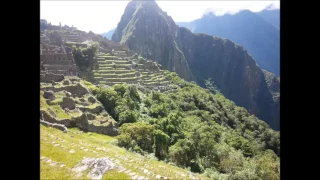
<box><xmin>40</xmin><ymin>125</ymin><xmax>208</xmax><ymax>179</ymax></box>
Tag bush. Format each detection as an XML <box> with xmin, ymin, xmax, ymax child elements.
<box><xmin>119</xmin><ymin>110</ymin><xmax>138</xmax><ymax>125</ymax></box>
<box><xmin>117</xmin><ymin>122</ymin><xmax>155</xmax><ymax>152</ymax></box>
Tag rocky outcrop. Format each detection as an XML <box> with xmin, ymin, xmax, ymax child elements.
<box><xmin>86</xmin><ymin>113</ymin><xmax>96</xmax><ymax>120</ymax></box>
<box><xmin>60</xmin><ymin>97</ymin><xmax>76</xmax><ymax>110</ymax></box>
<box><xmin>262</xmin><ymin>69</ymin><xmax>280</xmax><ymax>97</ymax></box>
<box><xmin>63</xmin><ymin>79</ymin><xmax>70</xmax><ymax>85</ymax></box>
<box><xmin>262</xmin><ymin>69</ymin><xmax>280</xmax><ymax>129</ymax></box>
<box><xmin>74</xmin><ymin>113</ymin><xmax>89</xmax><ymax>130</ymax></box>
<box><xmin>43</xmin><ymin>90</ymin><xmax>55</xmax><ymax>100</ymax></box>
<box><xmin>88</xmin><ymin>96</ymin><xmax>96</xmax><ymax>103</ymax></box>
<box><xmin>72</xmin><ymin>157</ymin><xmax>116</xmax><ymax>180</ymax></box>
<box><xmin>112</xmin><ymin>0</ymin><xmax>280</xmax><ymax>130</ymax></box>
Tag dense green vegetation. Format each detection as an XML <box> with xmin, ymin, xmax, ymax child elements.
<box><xmin>85</xmin><ymin>71</ymin><xmax>280</xmax><ymax>179</ymax></box>
<box><xmin>72</xmin><ymin>43</ymin><xmax>99</xmax><ymax>82</ymax></box>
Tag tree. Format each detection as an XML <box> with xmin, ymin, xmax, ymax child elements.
<box><xmin>117</xmin><ymin>122</ymin><xmax>155</xmax><ymax>153</ymax></box>
<box><xmin>119</xmin><ymin>110</ymin><xmax>138</xmax><ymax>125</ymax></box>
<box><xmin>205</xmin><ymin>78</ymin><xmax>220</xmax><ymax>94</ymax></box>
<box><xmin>153</xmin><ymin>130</ymin><xmax>170</xmax><ymax>160</ymax></box>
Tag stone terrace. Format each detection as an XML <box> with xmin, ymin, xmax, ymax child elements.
<box><xmin>93</xmin><ymin>51</ymin><xmax>173</xmax><ymax>92</ymax></box>
<box><xmin>61</xmin><ymin>31</ymin><xmax>84</xmax><ymax>42</ymax></box>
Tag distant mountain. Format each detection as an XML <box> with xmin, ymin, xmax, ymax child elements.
<box><xmin>256</xmin><ymin>9</ymin><xmax>280</xmax><ymax>29</ymax></box>
<box><xmin>176</xmin><ymin>10</ymin><xmax>280</xmax><ymax>77</ymax></box>
<box><xmin>112</xmin><ymin>0</ymin><xmax>280</xmax><ymax>130</ymax></box>
<box><xmin>102</xmin><ymin>29</ymin><xmax>115</xmax><ymax>40</ymax></box>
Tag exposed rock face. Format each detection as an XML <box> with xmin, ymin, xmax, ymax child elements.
<box><xmin>43</xmin><ymin>90</ymin><xmax>55</xmax><ymax>100</ymax></box>
<box><xmin>262</xmin><ymin>69</ymin><xmax>280</xmax><ymax>98</ymax></box>
<box><xmin>112</xmin><ymin>0</ymin><xmax>280</xmax><ymax>130</ymax></box>
<box><xmin>40</xmin><ymin>73</ymin><xmax>64</xmax><ymax>83</ymax></box>
<box><xmin>63</xmin><ymin>80</ymin><xmax>70</xmax><ymax>85</ymax></box>
<box><xmin>112</xmin><ymin>0</ymin><xmax>194</xmax><ymax>81</ymax></box>
<box><xmin>88</xmin><ymin>96</ymin><xmax>96</xmax><ymax>103</ymax></box>
<box><xmin>177</xmin><ymin>10</ymin><xmax>280</xmax><ymax>76</ymax></box>
<box><xmin>74</xmin><ymin>113</ymin><xmax>89</xmax><ymax>130</ymax></box>
<box><xmin>262</xmin><ymin>69</ymin><xmax>280</xmax><ymax>129</ymax></box>
<box><xmin>66</xmin><ymin>91</ymin><xmax>72</xmax><ymax>97</ymax></box>
<box><xmin>60</xmin><ymin>97</ymin><xmax>76</xmax><ymax>110</ymax></box>
<box><xmin>86</xmin><ymin>113</ymin><xmax>96</xmax><ymax>120</ymax></box>
<box><xmin>89</xmin><ymin>105</ymin><xmax>103</xmax><ymax>114</ymax></box>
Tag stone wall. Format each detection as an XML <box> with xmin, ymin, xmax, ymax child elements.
<box><xmin>40</xmin><ymin>43</ymin><xmax>77</xmax><ymax>76</ymax></box>
<box><xmin>40</xmin><ymin>119</ymin><xmax>68</xmax><ymax>132</ymax></box>
<box><xmin>44</xmin><ymin>65</ymin><xmax>76</xmax><ymax>71</ymax></box>
<box><xmin>40</xmin><ymin>73</ymin><xmax>65</xmax><ymax>83</ymax></box>
<box><xmin>49</xmin><ymin>31</ymin><xmax>63</xmax><ymax>45</ymax></box>
<box><xmin>41</xmin><ymin>54</ymin><xmax>69</xmax><ymax>61</ymax></box>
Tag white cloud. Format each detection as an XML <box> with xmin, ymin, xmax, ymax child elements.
<box><xmin>40</xmin><ymin>0</ymin><xmax>280</xmax><ymax>34</ymax></box>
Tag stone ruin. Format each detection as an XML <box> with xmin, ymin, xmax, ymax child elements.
<box><xmin>40</xmin><ymin>44</ymin><xmax>77</xmax><ymax>76</ymax></box>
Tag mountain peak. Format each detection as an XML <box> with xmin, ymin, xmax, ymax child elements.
<box><xmin>112</xmin><ymin>0</ymin><xmax>279</xmax><ymax>130</ymax></box>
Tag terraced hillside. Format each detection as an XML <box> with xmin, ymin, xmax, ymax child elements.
<box><xmin>40</xmin><ymin>125</ymin><xmax>209</xmax><ymax>180</ymax></box>
<box><xmin>93</xmin><ymin>51</ymin><xmax>175</xmax><ymax>92</ymax></box>
<box><xmin>40</xmin><ymin>73</ymin><xmax>118</xmax><ymax>136</ymax></box>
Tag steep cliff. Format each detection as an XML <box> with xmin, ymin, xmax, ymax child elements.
<box><xmin>112</xmin><ymin>0</ymin><xmax>279</xmax><ymax>130</ymax></box>
<box><xmin>112</xmin><ymin>0</ymin><xmax>194</xmax><ymax>81</ymax></box>
<box><xmin>177</xmin><ymin>10</ymin><xmax>280</xmax><ymax>76</ymax></box>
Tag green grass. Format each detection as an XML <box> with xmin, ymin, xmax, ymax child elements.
<box><xmin>40</xmin><ymin>125</ymin><xmax>208</xmax><ymax>180</ymax></box>
<box><xmin>40</xmin><ymin>91</ymin><xmax>49</xmax><ymax>110</ymax></box>
<box><xmin>50</xmin><ymin>105</ymin><xmax>71</xmax><ymax>119</ymax></box>
<box><xmin>102</xmin><ymin>169</ymin><xmax>131</xmax><ymax>180</ymax></box>
<box><xmin>41</xmin><ymin>91</ymin><xmax>70</xmax><ymax>119</ymax></box>
<box><xmin>50</xmin><ymin>98</ymin><xmax>63</xmax><ymax>105</ymax></box>
<box><xmin>87</xmin><ymin>103</ymin><xmax>100</xmax><ymax>109</ymax></box>
<box><xmin>81</xmin><ymin>80</ymin><xmax>98</xmax><ymax>92</ymax></box>
<box><xmin>40</xmin><ymin>161</ymin><xmax>85</xmax><ymax>180</ymax></box>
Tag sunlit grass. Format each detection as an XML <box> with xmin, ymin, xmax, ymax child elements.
<box><xmin>40</xmin><ymin>125</ymin><xmax>208</xmax><ymax>180</ymax></box>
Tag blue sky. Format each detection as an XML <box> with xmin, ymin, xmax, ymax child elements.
<box><xmin>40</xmin><ymin>0</ymin><xmax>280</xmax><ymax>34</ymax></box>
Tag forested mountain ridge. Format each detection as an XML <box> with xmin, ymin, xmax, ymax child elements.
<box><xmin>112</xmin><ymin>0</ymin><xmax>280</xmax><ymax>130</ymax></box>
